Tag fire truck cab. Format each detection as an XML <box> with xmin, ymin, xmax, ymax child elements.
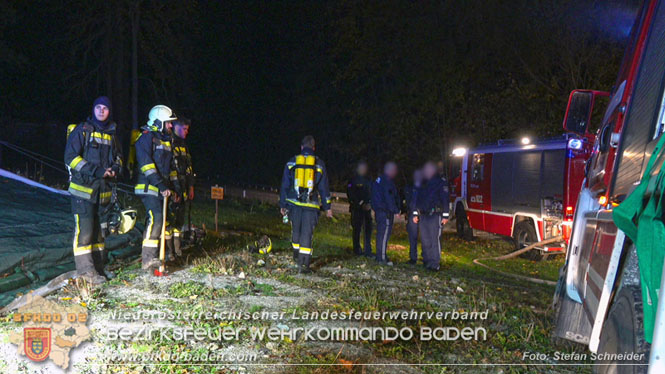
<box><xmin>553</xmin><ymin>1</ymin><xmax>665</xmax><ymax>372</ymax></box>
<box><xmin>452</xmin><ymin>133</ymin><xmax>594</xmax><ymax>260</ymax></box>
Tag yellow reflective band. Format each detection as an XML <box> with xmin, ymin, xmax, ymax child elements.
<box><xmin>69</xmin><ymin>156</ymin><xmax>85</xmax><ymax>169</ymax></box>
<box><xmin>145</xmin><ymin>211</ymin><xmax>154</xmax><ymax>242</ymax></box>
<box><xmin>142</xmin><ymin>239</ymin><xmax>159</xmax><ymax>248</ymax></box>
<box><xmin>69</xmin><ymin>182</ymin><xmax>93</xmax><ymax>194</ymax></box>
<box><xmin>292</xmin><ymin>243</ymin><xmax>300</xmax><ymax>249</ymax></box>
<box><xmin>135</xmin><ymin>184</ymin><xmax>160</xmax><ymax>193</ymax></box>
<box><xmin>74</xmin><ymin>245</ymin><xmax>92</xmax><ymax>256</ymax></box>
<box><xmin>286</xmin><ymin>199</ymin><xmax>321</xmax><ymax>209</ymax></box>
<box><xmin>316</xmin><ymin>167</ymin><xmax>323</xmax><ymax>174</ymax></box>
<box><xmin>73</xmin><ymin>214</ymin><xmax>80</xmax><ymax>251</ymax></box>
<box><xmin>91</xmin><ymin>132</ymin><xmax>112</xmax><ymax>141</ymax></box>
<box><xmin>100</xmin><ymin>191</ymin><xmax>112</xmax><ymax>199</ymax></box>
<box><xmin>92</xmin><ymin>243</ymin><xmax>105</xmax><ymax>251</ymax></box>
<box><xmin>299</xmin><ymin>247</ymin><xmax>312</xmax><ymax>254</ymax></box>
<box><xmin>169</xmin><ymin>170</ymin><xmax>177</xmax><ymax>177</ymax></box>
<box><xmin>141</xmin><ymin>163</ymin><xmax>156</xmax><ymax>172</ymax></box>
<box><xmin>174</xmin><ymin>146</ymin><xmax>187</xmax><ymax>154</ymax></box>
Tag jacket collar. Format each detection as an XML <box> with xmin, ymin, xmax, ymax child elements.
<box><xmin>301</xmin><ymin>147</ymin><xmax>315</xmax><ymax>155</ymax></box>
<box><xmin>87</xmin><ymin>118</ymin><xmax>116</xmax><ymax>133</ymax></box>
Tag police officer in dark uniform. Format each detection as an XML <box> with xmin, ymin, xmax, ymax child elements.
<box><xmin>134</xmin><ymin>105</ymin><xmax>181</xmax><ymax>272</ymax></box>
<box><xmin>167</xmin><ymin>117</ymin><xmax>195</xmax><ymax>258</ymax></box>
<box><xmin>405</xmin><ymin>169</ymin><xmax>424</xmax><ymax>265</ymax></box>
<box><xmin>414</xmin><ymin>161</ymin><xmax>450</xmax><ymax>271</ymax></box>
<box><xmin>64</xmin><ymin>96</ymin><xmax>123</xmax><ymax>284</ymax></box>
<box><xmin>347</xmin><ymin>161</ymin><xmax>372</xmax><ymax>256</ymax></box>
<box><xmin>371</xmin><ymin>162</ymin><xmax>400</xmax><ymax>266</ymax></box>
<box><xmin>279</xmin><ymin>136</ymin><xmax>333</xmax><ymax>273</ymax></box>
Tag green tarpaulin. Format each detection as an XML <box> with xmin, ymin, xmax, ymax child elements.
<box><xmin>0</xmin><ymin>169</ymin><xmax>141</xmax><ymax>306</ymax></box>
<box><xmin>614</xmin><ymin>134</ymin><xmax>665</xmax><ymax>343</ymax></box>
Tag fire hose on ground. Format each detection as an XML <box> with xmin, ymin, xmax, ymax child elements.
<box><xmin>472</xmin><ymin>236</ymin><xmax>563</xmax><ymax>286</ymax></box>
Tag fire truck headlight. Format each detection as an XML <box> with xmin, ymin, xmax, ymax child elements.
<box><xmin>521</xmin><ymin>137</ymin><xmax>531</xmax><ymax>145</ymax></box>
<box><xmin>568</xmin><ymin>138</ymin><xmax>583</xmax><ymax>150</ymax></box>
<box><xmin>452</xmin><ymin>147</ymin><xmax>467</xmax><ymax>157</ymax></box>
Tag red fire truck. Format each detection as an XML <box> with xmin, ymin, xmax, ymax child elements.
<box><xmin>451</xmin><ymin>130</ymin><xmax>602</xmax><ymax>260</ymax></box>
<box><xmin>553</xmin><ymin>0</ymin><xmax>665</xmax><ymax>372</ymax></box>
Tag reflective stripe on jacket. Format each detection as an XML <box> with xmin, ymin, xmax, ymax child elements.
<box><xmin>64</xmin><ymin>119</ymin><xmax>122</xmax><ymax>203</ymax></box>
<box><xmin>135</xmin><ymin>127</ymin><xmax>179</xmax><ymax>196</ymax></box>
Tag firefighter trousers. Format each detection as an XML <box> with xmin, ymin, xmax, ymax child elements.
<box><xmin>406</xmin><ymin>215</ymin><xmax>420</xmax><ymax>262</ymax></box>
<box><xmin>375</xmin><ymin>210</ymin><xmax>394</xmax><ymax>263</ymax></box>
<box><xmin>351</xmin><ymin>207</ymin><xmax>372</xmax><ymax>255</ymax></box>
<box><xmin>165</xmin><ymin>200</ymin><xmax>186</xmax><ymax>258</ymax></box>
<box><xmin>141</xmin><ymin>195</ymin><xmax>164</xmax><ymax>265</ymax></box>
<box><xmin>289</xmin><ymin>206</ymin><xmax>318</xmax><ymax>266</ymax></box>
<box><xmin>71</xmin><ymin>198</ymin><xmax>106</xmax><ymax>275</ymax></box>
<box><xmin>420</xmin><ymin>214</ymin><xmax>442</xmax><ymax>270</ymax></box>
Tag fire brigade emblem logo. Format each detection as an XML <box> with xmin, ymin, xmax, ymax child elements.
<box><xmin>24</xmin><ymin>327</ymin><xmax>51</xmax><ymax>362</ymax></box>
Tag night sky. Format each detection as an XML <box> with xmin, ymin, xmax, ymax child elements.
<box><xmin>0</xmin><ymin>0</ymin><xmax>641</xmax><ymax>189</ymax></box>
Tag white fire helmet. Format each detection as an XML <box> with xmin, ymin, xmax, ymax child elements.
<box><xmin>147</xmin><ymin>105</ymin><xmax>177</xmax><ymax>131</ymax></box>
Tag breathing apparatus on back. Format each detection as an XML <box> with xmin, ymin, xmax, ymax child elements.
<box><xmin>293</xmin><ymin>154</ymin><xmax>316</xmax><ymax>202</ymax></box>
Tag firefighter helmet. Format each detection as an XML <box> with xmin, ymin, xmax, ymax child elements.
<box><xmin>147</xmin><ymin>105</ymin><xmax>177</xmax><ymax>131</ymax></box>
<box><xmin>257</xmin><ymin>236</ymin><xmax>272</xmax><ymax>255</ymax></box>
<box><xmin>107</xmin><ymin>208</ymin><xmax>138</xmax><ymax>235</ymax></box>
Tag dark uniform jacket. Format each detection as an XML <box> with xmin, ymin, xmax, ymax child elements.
<box><xmin>279</xmin><ymin>147</ymin><xmax>332</xmax><ymax>211</ymax></box>
<box><xmin>347</xmin><ymin>175</ymin><xmax>372</xmax><ymax>211</ymax></box>
<box><xmin>371</xmin><ymin>175</ymin><xmax>400</xmax><ymax>214</ymax></box>
<box><xmin>415</xmin><ymin>177</ymin><xmax>450</xmax><ymax>218</ymax></box>
<box><xmin>171</xmin><ymin>135</ymin><xmax>195</xmax><ymax>197</ymax></box>
<box><xmin>64</xmin><ymin>118</ymin><xmax>122</xmax><ymax>204</ymax></box>
<box><xmin>134</xmin><ymin>126</ymin><xmax>179</xmax><ymax>197</ymax></box>
<box><xmin>404</xmin><ymin>184</ymin><xmax>422</xmax><ymax>217</ymax></box>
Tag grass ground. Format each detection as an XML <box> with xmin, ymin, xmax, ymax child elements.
<box><xmin>1</xmin><ymin>197</ymin><xmax>591</xmax><ymax>374</ymax></box>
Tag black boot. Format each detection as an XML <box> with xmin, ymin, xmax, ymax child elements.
<box><xmin>298</xmin><ymin>254</ymin><xmax>312</xmax><ymax>274</ymax></box>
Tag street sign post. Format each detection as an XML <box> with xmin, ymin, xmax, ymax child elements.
<box><xmin>211</xmin><ymin>185</ymin><xmax>224</xmax><ymax>232</ymax></box>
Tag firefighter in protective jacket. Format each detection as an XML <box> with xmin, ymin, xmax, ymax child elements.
<box><xmin>167</xmin><ymin>117</ymin><xmax>195</xmax><ymax>258</ymax></box>
<box><xmin>64</xmin><ymin>96</ymin><xmax>122</xmax><ymax>285</ymax></box>
<box><xmin>279</xmin><ymin>135</ymin><xmax>333</xmax><ymax>273</ymax></box>
<box><xmin>134</xmin><ymin>105</ymin><xmax>181</xmax><ymax>271</ymax></box>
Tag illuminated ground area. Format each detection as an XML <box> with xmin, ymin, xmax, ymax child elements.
<box><xmin>0</xmin><ymin>199</ymin><xmax>587</xmax><ymax>374</ymax></box>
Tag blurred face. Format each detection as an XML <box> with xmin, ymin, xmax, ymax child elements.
<box><xmin>423</xmin><ymin>162</ymin><xmax>437</xmax><ymax>179</ymax></box>
<box><xmin>175</xmin><ymin>124</ymin><xmax>190</xmax><ymax>139</ymax></box>
<box><xmin>385</xmin><ymin>162</ymin><xmax>398</xmax><ymax>179</ymax></box>
<box><xmin>356</xmin><ymin>163</ymin><xmax>368</xmax><ymax>176</ymax></box>
<box><xmin>94</xmin><ymin>104</ymin><xmax>109</xmax><ymax>122</ymax></box>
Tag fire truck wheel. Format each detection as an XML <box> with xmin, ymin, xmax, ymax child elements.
<box><xmin>456</xmin><ymin>207</ymin><xmax>473</xmax><ymax>241</ymax></box>
<box><xmin>513</xmin><ymin>221</ymin><xmax>543</xmax><ymax>261</ymax></box>
<box><xmin>595</xmin><ymin>286</ymin><xmax>649</xmax><ymax>374</ymax></box>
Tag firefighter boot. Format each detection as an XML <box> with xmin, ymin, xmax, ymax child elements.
<box><xmin>298</xmin><ymin>254</ymin><xmax>312</xmax><ymax>274</ymax></box>
<box><xmin>174</xmin><ymin>229</ymin><xmax>182</xmax><ymax>257</ymax></box>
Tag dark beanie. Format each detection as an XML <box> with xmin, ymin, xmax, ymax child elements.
<box><xmin>92</xmin><ymin>96</ymin><xmax>112</xmax><ymax>113</ymax></box>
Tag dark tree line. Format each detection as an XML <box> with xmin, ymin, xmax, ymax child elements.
<box><xmin>0</xmin><ymin>0</ymin><xmax>638</xmax><ymax>189</ymax></box>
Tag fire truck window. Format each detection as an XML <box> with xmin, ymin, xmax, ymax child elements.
<box><xmin>472</xmin><ymin>154</ymin><xmax>484</xmax><ymax>182</ymax></box>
